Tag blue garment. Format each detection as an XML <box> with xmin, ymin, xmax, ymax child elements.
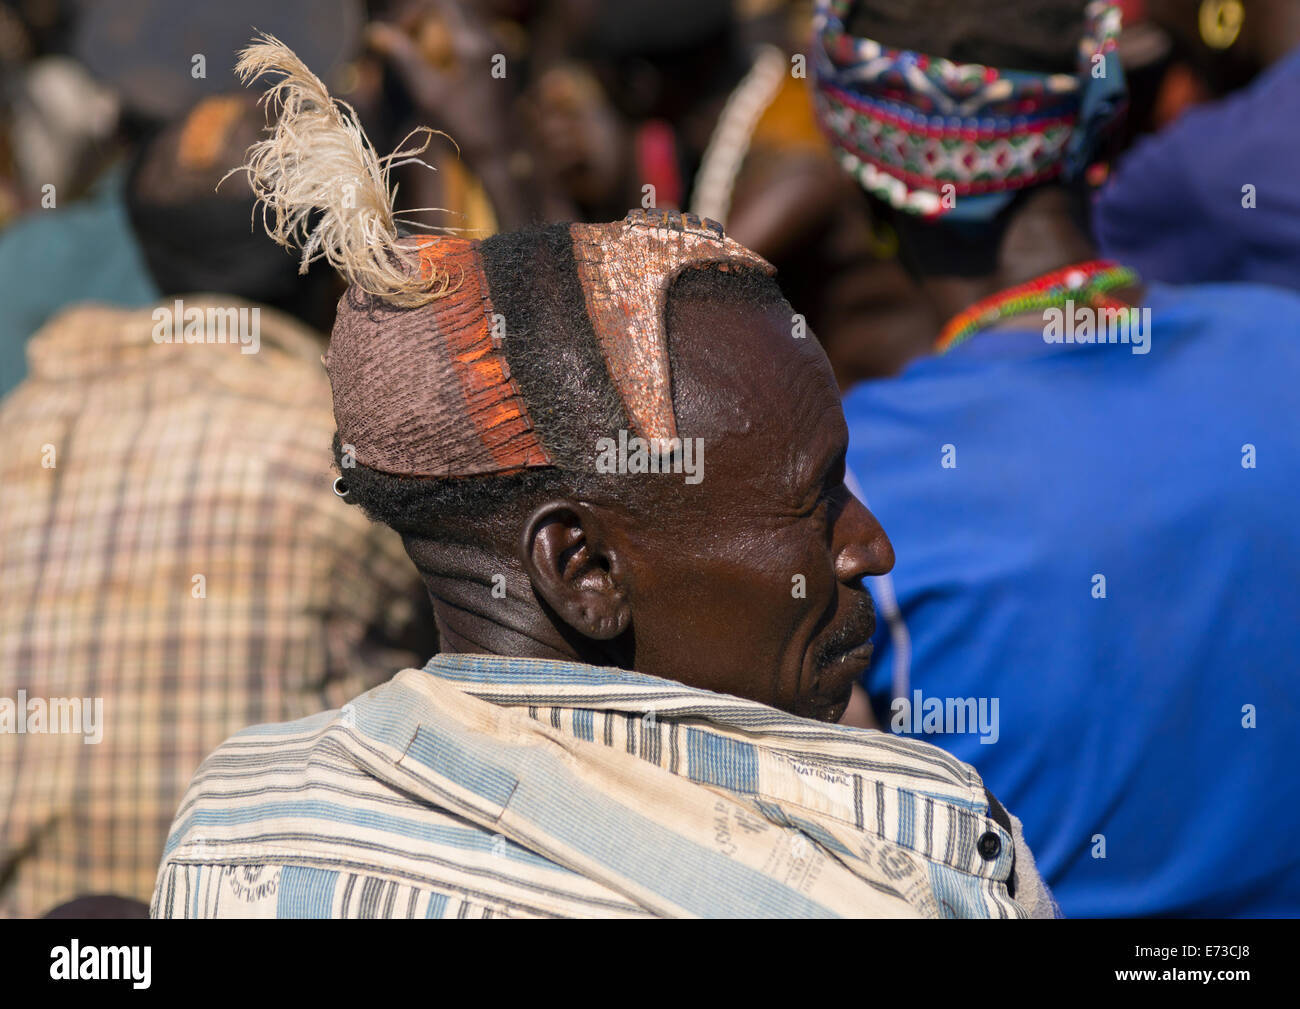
<box><xmin>1094</xmin><ymin>46</ymin><xmax>1300</xmax><ymax>291</ymax></box>
<box><xmin>0</xmin><ymin>167</ymin><xmax>158</xmax><ymax>398</ymax></box>
<box><xmin>845</xmin><ymin>282</ymin><xmax>1300</xmax><ymax>917</ymax></box>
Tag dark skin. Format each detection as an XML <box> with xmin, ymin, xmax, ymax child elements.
<box><xmin>896</xmin><ymin>184</ymin><xmax>1144</xmax><ymax>349</ymax></box>
<box><xmin>834</xmin><ymin>189</ymin><xmax>1142</xmax><ymax>732</ymax></box>
<box><xmin>1147</xmin><ymin>0</ymin><xmax>1300</xmax><ymax>86</ymax></box>
<box><xmin>882</xmin><ymin>3</ymin><xmax>1297</xmax><ymax>340</ymax></box>
<box><xmin>408</xmin><ymin>292</ymin><xmax>895</xmax><ymax>722</ymax></box>
<box><xmin>43</xmin><ymin>895</ymin><xmax>149</xmax><ymax>918</ymax></box>
<box><xmin>516</xmin><ymin>62</ymin><xmax>933</xmax><ymax>386</ymax></box>
<box><xmin>1115</xmin><ymin>1</ymin><xmax>1300</xmax><ymax>140</ymax></box>
<box><xmin>834</xmin><ymin>188</ymin><xmax>1141</xmax><ymax>730</ymax></box>
<box><xmin>524</xmin><ymin>62</ymin><xmax>636</xmax><ymax>220</ymax></box>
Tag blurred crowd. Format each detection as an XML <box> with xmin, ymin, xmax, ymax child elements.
<box><xmin>3</xmin><ymin>0</ymin><xmax>1295</xmax><ymax>390</ymax></box>
<box><xmin>1</xmin><ymin>0</ymin><xmax>1298</xmax><ymax>920</ymax></box>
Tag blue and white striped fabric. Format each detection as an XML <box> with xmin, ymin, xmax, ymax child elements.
<box><xmin>152</xmin><ymin>653</ymin><xmax>1056</xmax><ymax>918</ymax></box>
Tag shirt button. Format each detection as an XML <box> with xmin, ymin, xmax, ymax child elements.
<box><xmin>977</xmin><ymin>831</ymin><xmax>1002</xmax><ymax>860</ymax></box>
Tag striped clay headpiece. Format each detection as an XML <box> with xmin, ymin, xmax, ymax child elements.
<box><xmin>233</xmin><ymin>35</ymin><xmax>772</xmax><ymax>480</ymax></box>
<box><xmin>326</xmin><ymin>209</ymin><xmax>772</xmax><ymax>478</ymax></box>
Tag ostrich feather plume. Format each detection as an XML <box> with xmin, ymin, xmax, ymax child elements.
<box><xmin>230</xmin><ymin>33</ymin><xmax>454</xmax><ymax>307</ymax></box>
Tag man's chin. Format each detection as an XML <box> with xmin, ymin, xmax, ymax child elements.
<box><xmin>811</xmin><ymin>692</ymin><xmax>854</xmax><ymax>723</ymax></box>
<box><xmin>799</xmin><ymin>643</ymin><xmax>875</xmax><ymax>722</ymax></box>
<box><xmin>795</xmin><ymin>678</ymin><xmax>858</xmax><ymax>723</ymax></box>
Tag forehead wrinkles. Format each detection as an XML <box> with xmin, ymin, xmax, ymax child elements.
<box><xmin>668</xmin><ymin>296</ymin><xmax>843</xmax><ymax>506</ymax></box>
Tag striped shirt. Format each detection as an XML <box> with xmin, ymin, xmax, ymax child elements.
<box><xmin>0</xmin><ymin>300</ymin><xmax>431</xmax><ymax>917</ymax></box>
<box><xmin>153</xmin><ymin>652</ymin><xmax>1057</xmax><ymax>918</ymax></box>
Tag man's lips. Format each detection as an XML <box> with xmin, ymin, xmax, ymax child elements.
<box><xmin>827</xmin><ymin>610</ymin><xmax>878</xmax><ymax>668</ymax></box>
<box><xmin>835</xmin><ymin>641</ymin><xmax>875</xmax><ymax>666</ymax></box>
<box><xmin>825</xmin><ymin>639</ymin><xmax>875</xmax><ymax>682</ymax></box>
<box><xmin>806</xmin><ymin>640</ymin><xmax>874</xmax><ymax>721</ymax></box>
<box><xmin>816</xmin><ymin>636</ymin><xmax>875</xmax><ymax>683</ymax></box>
<box><xmin>811</xmin><ymin>593</ymin><xmax>878</xmax><ymax>695</ymax></box>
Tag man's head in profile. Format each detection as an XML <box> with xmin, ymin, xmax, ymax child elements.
<box><xmin>231</xmin><ymin>40</ymin><xmax>894</xmax><ymax>720</ymax></box>
<box><xmin>328</xmin><ymin>207</ymin><xmax>895</xmax><ymax>723</ymax></box>
<box><xmin>150</xmin><ymin>35</ymin><xmax>1054</xmax><ymax>921</ymax></box>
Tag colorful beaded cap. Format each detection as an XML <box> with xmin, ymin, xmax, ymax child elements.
<box><xmin>812</xmin><ymin>0</ymin><xmax>1125</xmax><ymax>220</ymax></box>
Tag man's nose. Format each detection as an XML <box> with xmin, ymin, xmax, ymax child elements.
<box><xmin>833</xmin><ymin>493</ymin><xmax>894</xmax><ymax>581</ymax></box>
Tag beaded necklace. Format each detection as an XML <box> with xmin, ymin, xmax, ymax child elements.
<box><xmin>935</xmin><ymin>259</ymin><xmax>1138</xmax><ymax>354</ymax></box>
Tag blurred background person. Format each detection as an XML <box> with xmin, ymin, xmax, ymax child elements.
<box><xmin>1094</xmin><ymin>0</ymin><xmax>1300</xmax><ymax>289</ymax></box>
<box><xmin>0</xmin><ymin>5</ymin><xmax>436</xmax><ymax>915</ymax></box>
<box><xmin>0</xmin><ymin>0</ymin><xmax>370</xmax><ymax>396</ymax></box>
<box><xmin>0</xmin><ymin>0</ymin><xmax>122</xmax><ymax>226</ymax></box>
<box><xmin>537</xmin><ymin>0</ymin><xmax>934</xmax><ymax>384</ymax></box>
<box><xmin>0</xmin><ymin>0</ymin><xmax>137</xmax><ymax>395</ymax></box>
<box><xmin>361</xmin><ymin>0</ymin><xmax>932</xmax><ymax>387</ymax></box>
<box><xmin>815</xmin><ymin>0</ymin><xmax>1300</xmax><ymax>916</ymax></box>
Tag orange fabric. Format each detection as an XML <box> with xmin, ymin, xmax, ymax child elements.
<box><xmin>177</xmin><ymin>96</ymin><xmax>248</xmax><ymax>171</ymax></box>
<box><xmin>750</xmin><ymin>74</ymin><xmax>830</xmax><ymax>154</ymax></box>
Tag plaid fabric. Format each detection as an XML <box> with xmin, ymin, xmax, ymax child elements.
<box><xmin>153</xmin><ymin>653</ymin><xmax>1057</xmax><ymax>918</ymax></box>
<box><xmin>0</xmin><ymin>299</ymin><xmax>430</xmax><ymax>917</ymax></box>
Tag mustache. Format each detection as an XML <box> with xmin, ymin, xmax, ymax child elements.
<box><xmin>814</xmin><ymin>590</ymin><xmax>878</xmax><ymax>667</ymax></box>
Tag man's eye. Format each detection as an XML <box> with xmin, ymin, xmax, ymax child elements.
<box><xmin>802</xmin><ymin>488</ymin><xmax>835</xmax><ymax>518</ymax></box>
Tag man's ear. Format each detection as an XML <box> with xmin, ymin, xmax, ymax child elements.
<box><xmin>519</xmin><ymin>500</ymin><xmax>631</xmax><ymax>641</ymax></box>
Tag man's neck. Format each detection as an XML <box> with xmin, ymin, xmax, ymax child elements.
<box><xmin>918</xmin><ymin>186</ymin><xmax>1099</xmax><ymax>328</ymax></box>
<box><xmin>429</xmin><ymin>583</ymin><xmax>588</xmax><ymax>664</ymax></box>
<box><xmin>409</xmin><ymin>539</ymin><xmax>612</xmax><ymax>666</ymax></box>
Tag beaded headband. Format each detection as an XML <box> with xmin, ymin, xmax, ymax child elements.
<box><xmin>812</xmin><ymin>0</ymin><xmax>1126</xmax><ymax>221</ymax></box>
